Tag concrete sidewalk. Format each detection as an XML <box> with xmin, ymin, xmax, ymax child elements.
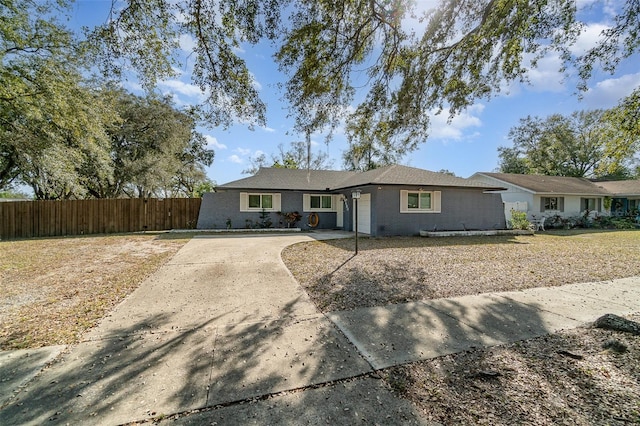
<box><xmin>1</xmin><ymin>233</ymin><xmax>639</xmax><ymax>425</ymax></box>
<box><xmin>328</xmin><ymin>277</ymin><xmax>640</xmax><ymax>370</ymax></box>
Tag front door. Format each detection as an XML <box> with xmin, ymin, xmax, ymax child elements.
<box><xmin>353</xmin><ymin>193</ymin><xmax>371</xmax><ymax>234</ymax></box>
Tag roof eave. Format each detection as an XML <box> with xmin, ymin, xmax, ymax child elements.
<box><xmin>333</xmin><ymin>182</ymin><xmax>506</xmax><ymax>191</ymax></box>
<box><xmin>534</xmin><ymin>191</ymin><xmax>610</xmax><ymax>196</ymax></box>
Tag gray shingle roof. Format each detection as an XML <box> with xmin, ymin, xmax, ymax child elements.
<box><xmin>594</xmin><ymin>180</ymin><xmax>640</xmax><ymax>196</ymax></box>
<box><xmin>220</xmin><ymin>165</ymin><xmax>503</xmax><ymax>191</ymax></box>
<box><xmin>477</xmin><ymin>173</ymin><xmax>611</xmax><ymax>195</ymax></box>
<box><xmin>219</xmin><ymin>168</ymin><xmax>356</xmax><ymax>191</ymax></box>
<box><xmin>337</xmin><ymin>165</ymin><xmax>503</xmax><ymax>189</ymax></box>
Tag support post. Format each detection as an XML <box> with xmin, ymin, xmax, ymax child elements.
<box><xmin>354</xmin><ymin>198</ymin><xmax>358</xmax><ymax>255</ymax></box>
<box><xmin>352</xmin><ymin>190</ymin><xmax>361</xmax><ymax>255</ymax></box>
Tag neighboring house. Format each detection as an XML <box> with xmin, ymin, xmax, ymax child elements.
<box><xmin>595</xmin><ymin>180</ymin><xmax>640</xmax><ymax>216</ymax></box>
<box><xmin>197</xmin><ymin>165</ymin><xmax>507</xmax><ymax>236</ymax></box>
<box><xmin>470</xmin><ymin>172</ymin><xmax>630</xmax><ymax>221</ymax></box>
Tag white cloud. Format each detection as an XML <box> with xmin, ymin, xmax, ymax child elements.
<box><xmin>227</xmin><ymin>147</ymin><xmax>266</xmax><ymax>164</ymax></box>
<box><xmin>602</xmin><ymin>3</ymin><xmax>618</xmax><ymax>19</ymax></box>
<box><xmin>228</xmin><ymin>155</ymin><xmax>243</xmax><ymax>164</ymax></box>
<box><xmin>204</xmin><ymin>135</ymin><xmax>227</xmax><ymax>150</ymax></box>
<box><xmin>576</xmin><ymin>0</ymin><xmax>624</xmax><ymax>18</ymax></box>
<box><xmin>523</xmin><ymin>53</ymin><xmax>566</xmax><ymax>93</ymax></box>
<box><xmin>402</xmin><ymin>1</ymin><xmax>440</xmax><ymax>34</ymax></box>
<box><xmin>250</xmin><ymin>72</ymin><xmax>263</xmax><ymax>91</ymax></box>
<box><xmin>158</xmin><ymin>79</ymin><xmax>205</xmax><ymax>98</ymax></box>
<box><xmin>569</xmin><ymin>23</ymin><xmax>609</xmax><ymax>56</ymax></box>
<box><xmin>583</xmin><ymin>73</ymin><xmax>640</xmax><ymax>108</ymax></box>
<box><xmin>123</xmin><ymin>81</ymin><xmax>144</xmax><ymax>93</ymax></box>
<box><xmin>261</xmin><ymin>126</ymin><xmax>276</xmax><ymax>133</ymax></box>
<box><xmin>429</xmin><ymin>104</ymin><xmax>484</xmax><ymax>141</ymax></box>
<box><xmin>178</xmin><ymin>34</ymin><xmax>197</xmax><ymax>52</ymax></box>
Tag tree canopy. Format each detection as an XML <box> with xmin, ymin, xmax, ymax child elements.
<box><xmin>0</xmin><ymin>0</ymin><xmax>106</xmax><ymax>194</ymax></box>
<box><xmin>83</xmin><ymin>0</ymin><xmax>639</xmax><ymax>158</ymax></box>
<box><xmin>93</xmin><ymin>90</ymin><xmax>215</xmax><ymax>198</ymax></box>
<box><xmin>0</xmin><ymin>1</ymin><xmax>214</xmax><ymax>198</ymax></box>
<box><xmin>242</xmin><ymin>141</ymin><xmax>333</xmax><ymax>175</ymax></box>
<box><xmin>3</xmin><ymin>1</ymin><xmax>639</xmax><ymax>190</ymax></box>
<box><xmin>498</xmin><ymin>106</ymin><xmax>639</xmax><ymax>179</ymax></box>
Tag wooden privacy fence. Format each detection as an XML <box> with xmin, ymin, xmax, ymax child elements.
<box><xmin>0</xmin><ymin>198</ymin><xmax>202</xmax><ymax>240</ymax></box>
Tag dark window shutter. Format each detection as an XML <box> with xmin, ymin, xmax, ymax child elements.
<box><xmin>559</xmin><ymin>197</ymin><xmax>565</xmax><ymax>212</ymax></box>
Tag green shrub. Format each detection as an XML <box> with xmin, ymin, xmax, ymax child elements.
<box><xmin>610</xmin><ymin>217</ymin><xmax>637</xmax><ymax>229</ymax></box>
<box><xmin>509</xmin><ymin>210</ymin><xmax>531</xmax><ymax>230</ymax></box>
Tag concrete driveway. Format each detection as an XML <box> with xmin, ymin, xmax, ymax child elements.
<box><xmin>0</xmin><ymin>232</ymin><xmax>427</xmax><ymax>425</ymax></box>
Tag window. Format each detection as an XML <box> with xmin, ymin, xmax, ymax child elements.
<box><xmin>581</xmin><ymin>198</ymin><xmax>600</xmax><ymax>212</ymax></box>
<box><xmin>240</xmin><ymin>192</ymin><xmax>280</xmax><ymax>212</ymax></box>
<box><xmin>303</xmin><ymin>194</ymin><xmax>336</xmax><ymax>211</ymax></box>
<box><xmin>248</xmin><ymin>194</ymin><xmax>272</xmax><ymax>209</ymax></box>
<box><xmin>400</xmin><ymin>190</ymin><xmax>441</xmax><ymax>213</ymax></box>
<box><xmin>310</xmin><ymin>195</ymin><xmax>332</xmax><ymax>209</ymax></box>
<box><xmin>407</xmin><ymin>192</ymin><xmax>431</xmax><ymax>210</ymax></box>
<box><xmin>544</xmin><ymin>197</ymin><xmax>558</xmax><ymax>210</ymax></box>
<box><xmin>541</xmin><ymin>197</ymin><xmax>564</xmax><ymax>212</ymax></box>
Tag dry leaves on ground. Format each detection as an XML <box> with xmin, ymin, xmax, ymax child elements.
<box><xmin>382</xmin><ymin>314</ymin><xmax>640</xmax><ymax>425</ymax></box>
<box><xmin>282</xmin><ymin>230</ymin><xmax>640</xmax><ymax>312</ymax></box>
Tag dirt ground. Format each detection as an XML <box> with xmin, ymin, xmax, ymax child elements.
<box><xmin>282</xmin><ymin>230</ymin><xmax>640</xmax><ymax>311</ymax></box>
<box><xmin>382</xmin><ymin>315</ymin><xmax>640</xmax><ymax>425</ymax></box>
<box><xmin>0</xmin><ymin>233</ymin><xmax>189</xmax><ymax>349</ymax></box>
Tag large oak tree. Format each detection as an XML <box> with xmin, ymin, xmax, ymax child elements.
<box><xmin>1</xmin><ymin>0</ymin><xmax>113</xmax><ymax>196</ymax></box>
<box><xmin>498</xmin><ymin>108</ymin><xmax>638</xmax><ymax>178</ymax></box>
<box><xmin>1</xmin><ymin>1</ymin><xmax>214</xmax><ymax>198</ymax></box>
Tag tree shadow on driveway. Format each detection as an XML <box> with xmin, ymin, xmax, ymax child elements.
<box><xmin>327</xmin><ymin>292</ymin><xmax>572</xmax><ymax>370</ymax></box>
<box><xmin>0</xmin><ymin>297</ymin><xmax>371</xmax><ymax>425</ymax></box>
<box><xmin>3</xmin><ymin>281</ymin><xmax>627</xmax><ymax>425</ymax></box>
<box><xmin>1</xmin><ymin>313</ymin><xmax>215</xmax><ymax>424</ymax></box>
<box><xmin>164</xmin><ymin>285</ymin><xmax>589</xmax><ymax>425</ymax></box>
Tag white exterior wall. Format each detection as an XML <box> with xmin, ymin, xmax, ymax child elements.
<box><xmin>470</xmin><ymin>174</ymin><xmax>607</xmax><ymax>220</ymax></box>
<box><xmin>470</xmin><ymin>174</ymin><xmax>534</xmax><ymax>221</ymax></box>
<box><xmin>532</xmin><ymin>195</ymin><xmax>605</xmax><ymax>218</ymax></box>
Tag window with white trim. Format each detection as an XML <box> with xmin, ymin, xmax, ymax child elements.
<box><xmin>407</xmin><ymin>192</ymin><xmax>431</xmax><ymax>210</ymax></box>
<box><xmin>311</xmin><ymin>195</ymin><xmax>332</xmax><ymax>209</ymax></box>
<box><xmin>249</xmin><ymin>194</ymin><xmax>272</xmax><ymax>209</ymax></box>
<box><xmin>303</xmin><ymin>194</ymin><xmax>336</xmax><ymax>212</ymax></box>
<box><xmin>240</xmin><ymin>192</ymin><xmax>281</xmax><ymax>212</ymax></box>
<box><xmin>400</xmin><ymin>190</ymin><xmax>441</xmax><ymax>213</ymax></box>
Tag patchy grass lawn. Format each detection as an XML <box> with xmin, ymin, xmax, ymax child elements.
<box><xmin>282</xmin><ymin>230</ymin><xmax>640</xmax><ymax>312</ymax></box>
<box><xmin>0</xmin><ymin>233</ymin><xmax>191</xmax><ymax>350</ymax></box>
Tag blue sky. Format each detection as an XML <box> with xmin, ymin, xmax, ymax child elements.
<box><xmin>70</xmin><ymin>1</ymin><xmax>640</xmax><ymax>185</ymax></box>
